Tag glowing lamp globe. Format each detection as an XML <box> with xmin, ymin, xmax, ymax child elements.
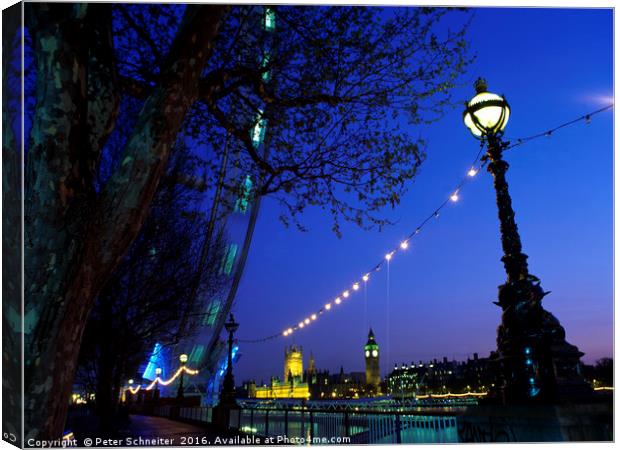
<box><xmin>463</xmin><ymin>78</ymin><xmax>510</xmax><ymax>138</ymax></box>
<box><xmin>155</xmin><ymin>368</ymin><xmax>162</xmax><ymax>376</ymax></box>
<box><xmin>179</xmin><ymin>354</ymin><xmax>188</xmax><ymax>364</ymax></box>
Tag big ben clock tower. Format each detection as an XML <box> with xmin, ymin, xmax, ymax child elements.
<box><xmin>364</xmin><ymin>328</ymin><xmax>381</xmax><ymax>392</ymax></box>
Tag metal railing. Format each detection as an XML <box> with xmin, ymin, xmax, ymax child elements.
<box><xmin>228</xmin><ymin>406</ymin><xmax>459</xmax><ymax>444</ymax></box>
<box><xmin>148</xmin><ymin>405</ymin><xmax>213</xmax><ymax>424</ymax></box>
<box><xmin>179</xmin><ymin>406</ymin><xmax>213</xmax><ymax>423</ymax></box>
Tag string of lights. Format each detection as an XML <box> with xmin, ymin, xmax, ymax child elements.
<box><xmin>505</xmin><ymin>104</ymin><xmax>613</xmax><ymax>150</ymax></box>
<box><xmin>237</xmin><ymin>104</ymin><xmax>613</xmax><ymax>344</ymax></box>
<box><xmin>124</xmin><ymin>365</ymin><xmax>199</xmax><ymax>395</ymax></box>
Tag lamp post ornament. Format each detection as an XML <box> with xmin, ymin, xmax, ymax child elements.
<box><xmin>221</xmin><ymin>313</ymin><xmax>239</xmax><ymax>406</ymax></box>
<box><xmin>463</xmin><ymin>78</ymin><xmax>590</xmax><ymax>404</ymax></box>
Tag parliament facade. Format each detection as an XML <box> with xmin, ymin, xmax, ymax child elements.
<box><xmin>245</xmin><ymin>329</ymin><xmax>382</xmax><ymax>400</ymax></box>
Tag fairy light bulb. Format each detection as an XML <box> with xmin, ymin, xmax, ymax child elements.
<box><xmin>283</xmin><ymin>330</ymin><xmax>289</xmax><ymax>336</ymax></box>
<box><xmin>400</xmin><ymin>240</ymin><xmax>409</xmax><ymax>250</ymax></box>
<box><xmin>304</xmin><ymin>318</ymin><xmax>310</xmax><ymax>324</ymax></box>
<box><xmin>325</xmin><ymin>303</ymin><xmax>331</xmax><ymax>310</ymax></box>
<box><xmin>311</xmin><ymin>314</ymin><xmax>317</xmax><ymax>320</ymax></box>
<box><xmin>385</xmin><ymin>252</ymin><xmax>393</xmax><ymax>261</ymax></box>
<box><xmin>299</xmin><ymin>322</ymin><xmax>304</xmax><ymax>328</ymax></box>
<box><xmin>352</xmin><ymin>283</ymin><xmax>360</xmax><ymax>291</ymax></box>
<box><xmin>335</xmin><ymin>297</ymin><xmax>341</xmax><ymax>305</ymax></box>
<box><xmin>362</xmin><ymin>274</ymin><xmax>369</xmax><ymax>282</ymax></box>
<box><xmin>468</xmin><ymin>168</ymin><xmax>478</xmax><ymax>177</ymax></box>
<box><xmin>450</xmin><ymin>191</ymin><xmax>459</xmax><ymax>202</ymax></box>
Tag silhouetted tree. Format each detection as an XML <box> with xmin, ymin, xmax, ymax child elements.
<box><xmin>593</xmin><ymin>358</ymin><xmax>613</xmax><ymax>386</ymax></box>
<box><xmin>74</xmin><ymin>143</ymin><xmax>227</xmax><ymax>431</ymax></box>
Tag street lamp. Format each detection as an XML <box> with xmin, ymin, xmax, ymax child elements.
<box><xmin>220</xmin><ymin>313</ymin><xmax>239</xmax><ymax>407</ymax></box>
<box><xmin>463</xmin><ymin>78</ymin><xmax>589</xmax><ymax>404</ymax></box>
<box><xmin>155</xmin><ymin>368</ymin><xmax>162</xmax><ymax>400</ymax></box>
<box><xmin>126</xmin><ymin>379</ymin><xmax>135</xmax><ymax>404</ymax></box>
<box><xmin>177</xmin><ymin>354</ymin><xmax>188</xmax><ymax>399</ymax></box>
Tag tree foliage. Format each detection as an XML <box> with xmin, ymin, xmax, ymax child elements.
<box><xmin>122</xmin><ymin>5</ymin><xmax>472</xmax><ymax>235</ymax></box>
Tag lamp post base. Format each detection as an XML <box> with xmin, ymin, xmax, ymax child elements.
<box><xmin>219</xmin><ymin>390</ymin><xmax>238</xmax><ymax>409</ymax></box>
<box><xmin>220</xmin><ymin>371</ymin><xmax>237</xmax><ymax>407</ymax></box>
<box><xmin>489</xmin><ymin>275</ymin><xmax>592</xmax><ymax>405</ymax></box>
<box><xmin>215</xmin><ymin>377</ymin><xmax>238</xmax><ymax>430</ymax></box>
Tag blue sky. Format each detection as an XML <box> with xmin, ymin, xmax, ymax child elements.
<box><xmin>232</xmin><ymin>7</ymin><xmax>613</xmax><ymax>383</ymax></box>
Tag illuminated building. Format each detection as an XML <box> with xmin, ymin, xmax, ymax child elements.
<box><xmin>253</xmin><ymin>379</ymin><xmax>310</xmax><ymax>399</ymax></box>
<box><xmin>248</xmin><ymin>333</ymin><xmax>389</xmax><ymax>401</ymax></box>
<box><xmin>251</xmin><ymin>346</ymin><xmax>309</xmax><ymax>399</ymax></box>
<box><xmin>386</xmin><ymin>353</ymin><xmax>500</xmax><ymax>397</ymax></box>
<box><xmin>364</xmin><ymin>328</ymin><xmax>381</xmax><ymax>392</ymax></box>
<box><xmin>387</xmin><ymin>363</ymin><xmax>420</xmax><ymax>399</ymax></box>
<box><xmin>284</xmin><ymin>345</ymin><xmax>303</xmax><ymax>382</ymax></box>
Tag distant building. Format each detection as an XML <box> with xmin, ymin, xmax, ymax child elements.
<box><xmin>250</xmin><ymin>345</ymin><xmax>309</xmax><ymax>399</ymax></box>
<box><xmin>386</xmin><ymin>353</ymin><xmax>500</xmax><ymax>398</ymax></box>
<box><xmin>307</xmin><ymin>352</ymin><xmax>316</xmax><ymax>378</ymax></box>
<box><xmin>364</xmin><ymin>328</ymin><xmax>381</xmax><ymax>393</ymax></box>
<box><xmin>284</xmin><ymin>345</ymin><xmax>303</xmax><ymax>382</ymax></box>
<box><xmin>246</xmin><ymin>333</ymin><xmax>386</xmax><ymax>400</ymax></box>
<box><xmin>387</xmin><ymin>364</ymin><xmax>419</xmax><ymax>399</ymax></box>
<box><xmin>253</xmin><ymin>377</ymin><xmax>310</xmax><ymax>399</ymax></box>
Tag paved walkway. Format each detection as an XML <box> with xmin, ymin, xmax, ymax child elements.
<box><xmin>116</xmin><ymin>415</ymin><xmax>221</xmax><ymax>445</ymax></box>
<box><xmin>68</xmin><ymin>412</ymin><xmax>251</xmax><ymax>447</ymax></box>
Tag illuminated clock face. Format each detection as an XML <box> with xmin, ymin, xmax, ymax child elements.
<box><xmin>372</xmin><ymin>350</ymin><xmax>378</xmax><ymax>358</ymax></box>
<box><xmin>365</xmin><ymin>350</ymin><xmax>370</xmax><ymax>357</ymax></box>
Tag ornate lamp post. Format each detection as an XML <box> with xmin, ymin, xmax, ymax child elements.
<box><xmin>220</xmin><ymin>313</ymin><xmax>239</xmax><ymax>407</ymax></box>
<box><xmin>177</xmin><ymin>353</ymin><xmax>188</xmax><ymax>399</ymax></box>
<box><xmin>463</xmin><ymin>78</ymin><xmax>589</xmax><ymax>404</ymax></box>
<box><xmin>154</xmin><ymin>368</ymin><xmax>162</xmax><ymax>400</ymax></box>
<box><xmin>127</xmin><ymin>379</ymin><xmax>134</xmax><ymax>403</ymax></box>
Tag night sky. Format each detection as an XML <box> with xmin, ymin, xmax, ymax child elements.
<box><xmin>232</xmin><ymin>7</ymin><xmax>613</xmax><ymax>383</ymax></box>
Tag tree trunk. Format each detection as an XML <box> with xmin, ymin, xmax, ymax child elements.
<box><xmin>23</xmin><ymin>4</ymin><xmax>229</xmax><ymax>439</ymax></box>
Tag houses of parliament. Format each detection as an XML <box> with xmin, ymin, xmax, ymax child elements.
<box><xmin>244</xmin><ymin>329</ymin><xmax>381</xmax><ymax>399</ymax></box>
